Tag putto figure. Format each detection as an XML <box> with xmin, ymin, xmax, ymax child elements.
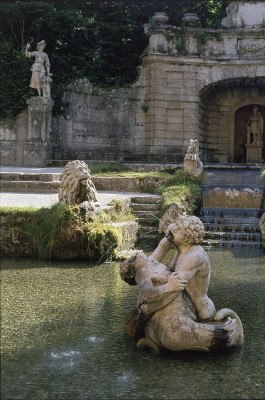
<box><xmin>120</xmin><ymin>215</ymin><xmax>244</xmax><ymax>352</ymax></box>
<box><xmin>25</xmin><ymin>40</ymin><xmax>52</xmax><ymax>97</ymax></box>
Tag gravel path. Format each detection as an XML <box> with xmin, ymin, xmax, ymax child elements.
<box><xmin>0</xmin><ymin>191</ymin><xmax>159</xmax><ymax>209</ymax></box>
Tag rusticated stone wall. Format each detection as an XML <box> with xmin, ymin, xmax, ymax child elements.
<box><xmin>1</xmin><ymin>2</ymin><xmax>265</xmax><ymax>166</ymax></box>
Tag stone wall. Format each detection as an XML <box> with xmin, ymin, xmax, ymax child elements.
<box><xmin>50</xmin><ymin>80</ymin><xmax>146</xmax><ymax>162</ymax></box>
<box><xmin>1</xmin><ymin>1</ymin><xmax>265</xmax><ymax>166</ymax></box>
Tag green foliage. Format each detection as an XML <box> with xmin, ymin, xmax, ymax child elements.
<box><xmin>194</xmin><ymin>31</ymin><xmax>209</xmax><ymax>54</ymax></box>
<box><xmin>89</xmin><ymin>163</ymin><xmax>123</xmax><ymax>174</ymax></box>
<box><xmin>160</xmin><ymin>183</ymin><xmax>202</xmax><ymax>215</ymax></box>
<box><xmin>81</xmin><ymin>222</ymin><xmax>121</xmax><ymax>261</ymax></box>
<box><xmin>103</xmin><ymin>199</ymin><xmax>137</xmax><ymax>223</ymax></box>
<box><xmin>0</xmin><ymin>0</ymin><xmax>229</xmax><ymax>119</ymax></box>
<box><xmin>141</xmin><ymin>102</ymin><xmax>149</xmax><ymax>113</ymax></box>
<box><xmin>0</xmin><ymin>40</ymin><xmax>35</xmax><ymax>118</ymax></box>
<box><xmin>157</xmin><ymin>169</ymin><xmax>203</xmax><ymax>215</ymax></box>
<box><xmin>175</xmin><ymin>32</ymin><xmax>187</xmax><ymax>55</ymax></box>
<box><xmin>1</xmin><ymin>203</ymin><xmax>122</xmax><ymax>261</ymax></box>
<box><xmin>26</xmin><ymin>203</ymin><xmax>81</xmax><ymax>259</ymax></box>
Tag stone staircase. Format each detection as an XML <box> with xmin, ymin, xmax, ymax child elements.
<box><xmin>0</xmin><ymin>172</ymin><xmax>61</xmax><ymax>193</ymax></box>
<box><xmin>200</xmin><ymin>169</ymin><xmax>264</xmax><ymax>248</ymax></box>
<box><xmin>130</xmin><ymin>195</ymin><xmax>162</xmax><ymax>241</ymax></box>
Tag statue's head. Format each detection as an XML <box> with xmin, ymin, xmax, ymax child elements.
<box><xmin>166</xmin><ymin>215</ymin><xmax>204</xmax><ymax>246</ymax></box>
<box><xmin>37</xmin><ymin>40</ymin><xmax>46</xmax><ymax>51</ymax></box>
<box><xmin>120</xmin><ymin>253</ymin><xmax>147</xmax><ymax>285</ymax></box>
<box><xmin>253</xmin><ymin>105</ymin><xmax>258</xmax><ymax>115</ymax></box>
<box><xmin>58</xmin><ymin>160</ymin><xmax>96</xmax><ymax>204</ymax></box>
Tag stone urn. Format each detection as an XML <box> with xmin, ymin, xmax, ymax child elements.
<box><xmin>152</xmin><ymin>12</ymin><xmax>169</xmax><ymax>25</ymax></box>
<box><xmin>182</xmin><ymin>13</ymin><xmax>199</xmax><ymax>27</ymax></box>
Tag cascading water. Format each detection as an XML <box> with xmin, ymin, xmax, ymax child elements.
<box><xmin>200</xmin><ymin>170</ymin><xmax>264</xmax><ymax>248</ymax></box>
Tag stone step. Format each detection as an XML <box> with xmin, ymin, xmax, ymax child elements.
<box><xmin>138</xmin><ymin>234</ymin><xmax>159</xmax><ymax>241</ymax></box>
<box><xmin>0</xmin><ymin>172</ymin><xmax>61</xmax><ymax>182</ymax></box>
<box><xmin>131</xmin><ymin>203</ymin><xmax>159</xmax><ymax>212</ymax></box>
<box><xmin>200</xmin><ymin>208</ymin><xmax>263</xmax><ymax>218</ymax></box>
<box><xmin>133</xmin><ymin>210</ymin><xmax>160</xmax><ymax>219</ymax></box>
<box><xmin>203</xmin><ymin>223</ymin><xmax>260</xmax><ymax>233</ymax></box>
<box><xmin>131</xmin><ymin>195</ymin><xmax>162</xmax><ymax>204</ymax></box>
<box><xmin>202</xmin><ymin>239</ymin><xmax>262</xmax><ymax>249</ymax></box>
<box><xmin>204</xmin><ymin>231</ymin><xmax>262</xmax><ymax>242</ymax></box>
<box><xmin>140</xmin><ymin>226</ymin><xmax>159</xmax><ymax>233</ymax></box>
<box><xmin>0</xmin><ymin>180</ymin><xmax>60</xmax><ymax>193</ymax></box>
<box><xmin>201</xmin><ymin>216</ymin><xmax>261</xmax><ymax>225</ymax></box>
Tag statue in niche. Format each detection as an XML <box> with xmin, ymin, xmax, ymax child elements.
<box><xmin>120</xmin><ymin>215</ymin><xmax>244</xmax><ymax>352</ymax></box>
<box><xmin>25</xmin><ymin>40</ymin><xmax>52</xmax><ymax>97</ymax></box>
<box><xmin>246</xmin><ymin>105</ymin><xmax>264</xmax><ymax>145</ymax></box>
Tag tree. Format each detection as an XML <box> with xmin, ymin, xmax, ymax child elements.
<box><xmin>0</xmin><ymin>0</ymin><xmax>229</xmax><ymax>118</ymax></box>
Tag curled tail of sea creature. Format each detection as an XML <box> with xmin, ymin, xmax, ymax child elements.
<box><xmin>214</xmin><ymin>308</ymin><xmax>244</xmax><ymax>345</ymax></box>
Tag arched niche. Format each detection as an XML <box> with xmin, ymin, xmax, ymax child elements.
<box><xmin>228</xmin><ymin>99</ymin><xmax>265</xmax><ymax>163</ymax></box>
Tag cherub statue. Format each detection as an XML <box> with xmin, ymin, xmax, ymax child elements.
<box><xmin>120</xmin><ymin>216</ymin><xmax>244</xmax><ymax>352</ymax></box>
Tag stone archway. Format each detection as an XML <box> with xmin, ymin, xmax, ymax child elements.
<box><xmin>199</xmin><ymin>78</ymin><xmax>265</xmax><ymax>163</ymax></box>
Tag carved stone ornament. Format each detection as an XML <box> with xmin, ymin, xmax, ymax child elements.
<box><xmin>120</xmin><ymin>215</ymin><xmax>244</xmax><ymax>352</ymax></box>
<box><xmin>183</xmin><ymin>139</ymin><xmax>203</xmax><ymax>178</ymax></box>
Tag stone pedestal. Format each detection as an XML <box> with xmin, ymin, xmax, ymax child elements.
<box><xmin>245</xmin><ymin>144</ymin><xmax>263</xmax><ymax>164</ymax></box>
<box><xmin>24</xmin><ymin>96</ymin><xmax>54</xmax><ymax>167</ymax></box>
<box><xmin>183</xmin><ymin>158</ymin><xmax>203</xmax><ymax>178</ymax></box>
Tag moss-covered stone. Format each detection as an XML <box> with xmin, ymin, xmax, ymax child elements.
<box><xmin>0</xmin><ymin>204</ymin><xmax>131</xmax><ymax>261</ymax></box>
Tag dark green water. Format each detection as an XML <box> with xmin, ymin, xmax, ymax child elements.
<box><xmin>1</xmin><ymin>248</ymin><xmax>265</xmax><ymax>400</ymax></box>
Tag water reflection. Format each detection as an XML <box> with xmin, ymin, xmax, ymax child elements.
<box><xmin>1</xmin><ymin>248</ymin><xmax>265</xmax><ymax>400</ymax></box>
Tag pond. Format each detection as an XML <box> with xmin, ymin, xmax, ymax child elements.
<box><xmin>1</xmin><ymin>248</ymin><xmax>265</xmax><ymax>400</ymax></box>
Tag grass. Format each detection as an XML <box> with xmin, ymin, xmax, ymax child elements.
<box><xmin>0</xmin><ymin>203</ymin><xmax>122</xmax><ymax>261</ymax></box>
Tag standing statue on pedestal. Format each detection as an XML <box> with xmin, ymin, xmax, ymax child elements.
<box><xmin>25</xmin><ymin>40</ymin><xmax>52</xmax><ymax>97</ymax></box>
<box><xmin>246</xmin><ymin>105</ymin><xmax>264</xmax><ymax>145</ymax></box>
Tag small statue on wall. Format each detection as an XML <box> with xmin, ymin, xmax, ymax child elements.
<box><xmin>246</xmin><ymin>105</ymin><xmax>264</xmax><ymax>145</ymax></box>
<box><xmin>25</xmin><ymin>40</ymin><xmax>52</xmax><ymax>97</ymax></box>
<box><xmin>183</xmin><ymin>139</ymin><xmax>203</xmax><ymax>178</ymax></box>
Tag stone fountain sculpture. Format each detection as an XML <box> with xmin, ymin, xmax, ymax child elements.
<box><xmin>59</xmin><ymin>160</ymin><xmax>100</xmax><ymax>217</ymax></box>
<box><xmin>183</xmin><ymin>139</ymin><xmax>203</xmax><ymax>178</ymax></box>
<box><xmin>120</xmin><ymin>215</ymin><xmax>244</xmax><ymax>352</ymax></box>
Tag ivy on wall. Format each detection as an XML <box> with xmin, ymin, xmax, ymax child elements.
<box><xmin>0</xmin><ymin>0</ymin><xmax>228</xmax><ymax>119</ymax></box>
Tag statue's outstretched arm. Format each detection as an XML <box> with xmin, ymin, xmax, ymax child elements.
<box><xmin>148</xmin><ymin>237</ymin><xmax>173</xmax><ymax>263</ymax></box>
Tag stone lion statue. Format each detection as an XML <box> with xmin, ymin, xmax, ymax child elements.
<box><xmin>59</xmin><ymin>160</ymin><xmax>100</xmax><ymax>215</ymax></box>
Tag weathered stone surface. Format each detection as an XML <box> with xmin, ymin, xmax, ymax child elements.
<box><xmin>59</xmin><ymin>160</ymin><xmax>100</xmax><ymax>218</ymax></box>
<box><xmin>260</xmin><ymin>213</ymin><xmax>265</xmax><ymax>249</ymax></box>
<box><xmin>1</xmin><ymin>3</ymin><xmax>265</xmax><ymax>166</ymax></box>
<box><xmin>120</xmin><ymin>215</ymin><xmax>244</xmax><ymax>352</ymax></box>
<box><xmin>221</xmin><ymin>1</ymin><xmax>265</xmax><ymax>29</ymax></box>
<box><xmin>158</xmin><ymin>202</ymin><xmax>182</xmax><ymax>234</ymax></box>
